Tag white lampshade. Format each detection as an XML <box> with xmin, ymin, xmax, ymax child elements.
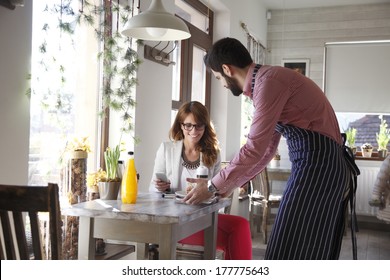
<box><xmin>122</xmin><ymin>0</ymin><xmax>191</xmax><ymax>41</ymax></box>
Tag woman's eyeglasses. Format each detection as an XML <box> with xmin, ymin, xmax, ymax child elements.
<box><xmin>181</xmin><ymin>123</ymin><xmax>206</xmax><ymax>131</ymax></box>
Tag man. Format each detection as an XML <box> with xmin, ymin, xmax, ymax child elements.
<box><xmin>184</xmin><ymin>37</ymin><xmax>359</xmax><ymax>260</ymax></box>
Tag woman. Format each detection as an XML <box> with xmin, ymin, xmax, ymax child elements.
<box><xmin>150</xmin><ymin>101</ymin><xmax>252</xmax><ymax>260</ymax></box>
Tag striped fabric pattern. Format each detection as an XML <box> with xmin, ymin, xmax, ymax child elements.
<box><xmin>265</xmin><ymin>124</ymin><xmax>350</xmax><ymax>260</ymax></box>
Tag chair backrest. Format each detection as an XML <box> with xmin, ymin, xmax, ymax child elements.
<box><xmin>0</xmin><ymin>183</ymin><xmax>62</xmax><ymax>260</ymax></box>
<box><xmin>250</xmin><ymin>168</ymin><xmax>272</xmax><ymax>200</ymax></box>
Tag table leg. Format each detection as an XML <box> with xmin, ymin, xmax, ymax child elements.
<box><xmin>78</xmin><ymin>216</ymin><xmax>95</xmax><ymax>260</ymax></box>
<box><xmin>158</xmin><ymin>224</ymin><xmax>178</xmax><ymax>260</ymax></box>
<box><xmin>203</xmin><ymin>212</ymin><xmax>218</xmax><ymax>259</ymax></box>
<box><xmin>136</xmin><ymin>243</ymin><xmax>149</xmax><ymax>260</ymax></box>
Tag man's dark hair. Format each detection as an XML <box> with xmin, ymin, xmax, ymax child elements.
<box><xmin>203</xmin><ymin>37</ymin><xmax>253</xmax><ymax>73</ymax></box>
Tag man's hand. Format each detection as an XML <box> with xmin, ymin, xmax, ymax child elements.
<box><xmin>183</xmin><ymin>178</ymin><xmax>213</xmax><ymax>204</ymax></box>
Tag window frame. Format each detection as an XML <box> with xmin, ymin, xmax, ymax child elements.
<box><xmin>172</xmin><ymin>0</ymin><xmax>214</xmax><ymax>112</ymax></box>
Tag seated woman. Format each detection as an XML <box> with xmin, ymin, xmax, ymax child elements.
<box><xmin>150</xmin><ymin>101</ymin><xmax>252</xmax><ymax>260</ymax></box>
<box><xmin>369</xmin><ymin>154</ymin><xmax>390</xmax><ymax>223</ymax></box>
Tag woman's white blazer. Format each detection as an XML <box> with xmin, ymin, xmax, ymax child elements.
<box><xmin>149</xmin><ymin>140</ymin><xmax>221</xmax><ymax>192</ymax></box>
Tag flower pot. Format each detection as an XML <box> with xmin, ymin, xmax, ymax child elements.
<box><xmin>98</xmin><ymin>181</ymin><xmax>121</xmax><ymax>200</ymax></box>
<box><xmin>361</xmin><ymin>148</ymin><xmax>373</xmax><ymax>158</ymax></box>
<box><xmin>378</xmin><ymin>149</ymin><xmax>388</xmax><ymax>159</ymax></box>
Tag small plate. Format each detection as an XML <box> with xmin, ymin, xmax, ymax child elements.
<box><xmin>175</xmin><ymin>190</ymin><xmax>187</xmax><ymax>198</ymax></box>
<box><xmin>174</xmin><ymin>190</ymin><xmax>217</xmax><ymax>205</ymax></box>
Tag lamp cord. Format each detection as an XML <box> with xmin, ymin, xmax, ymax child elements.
<box><xmin>155</xmin><ymin>41</ymin><xmax>170</xmax><ymax>61</ymax></box>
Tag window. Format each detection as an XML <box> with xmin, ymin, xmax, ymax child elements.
<box><xmin>29</xmin><ymin>0</ymin><xmax>100</xmax><ymax>186</ymax></box>
<box><xmin>29</xmin><ymin>1</ymin><xmax>136</xmax><ymax>186</ymax></box>
<box><xmin>336</xmin><ymin>113</ymin><xmax>390</xmax><ymax>151</ymax></box>
<box><xmin>171</xmin><ymin>0</ymin><xmax>213</xmax><ymax>119</ymax></box>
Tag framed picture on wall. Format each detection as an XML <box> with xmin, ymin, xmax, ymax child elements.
<box><xmin>281</xmin><ymin>58</ymin><xmax>310</xmax><ymax>77</ymax></box>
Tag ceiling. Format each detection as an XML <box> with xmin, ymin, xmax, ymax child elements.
<box><xmin>262</xmin><ymin>0</ymin><xmax>390</xmax><ymax>10</ymax></box>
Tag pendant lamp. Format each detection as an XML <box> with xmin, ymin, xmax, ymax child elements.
<box><xmin>122</xmin><ymin>0</ymin><xmax>191</xmax><ymax>41</ymax></box>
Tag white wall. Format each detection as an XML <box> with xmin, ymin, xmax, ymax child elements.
<box><xmin>0</xmin><ymin>2</ymin><xmax>32</xmax><ymax>185</ymax></box>
<box><xmin>209</xmin><ymin>0</ymin><xmax>267</xmax><ymax>162</ymax></box>
<box><xmin>133</xmin><ymin>0</ymin><xmax>177</xmax><ymax>190</ymax></box>
<box><xmin>266</xmin><ymin>3</ymin><xmax>390</xmax><ymax>88</ymax></box>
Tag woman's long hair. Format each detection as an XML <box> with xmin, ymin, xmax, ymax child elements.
<box><xmin>170</xmin><ymin>101</ymin><xmax>219</xmax><ymax>168</ymax></box>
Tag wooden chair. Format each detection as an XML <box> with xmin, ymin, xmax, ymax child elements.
<box><xmin>249</xmin><ymin>168</ymin><xmax>282</xmax><ymax>244</ymax></box>
<box><xmin>0</xmin><ymin>183</ymin><xmax>62</xmax><ymax>260</ymax></box>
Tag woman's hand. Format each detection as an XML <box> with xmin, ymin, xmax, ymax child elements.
<box><xmin>183</xmin><ymin>178</ymin><xmax>213</xmax><ymax>204</ymax></box>
<box><xmin>154</xmin><ymin>179</ymin><xmax>171</xmax><ymax>192</ymax></box>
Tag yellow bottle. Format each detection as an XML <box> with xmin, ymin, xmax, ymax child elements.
<box><xmin>121</xmin><ymin>151</ymin><xmax>138</xmax><ymax>204</ymax></box>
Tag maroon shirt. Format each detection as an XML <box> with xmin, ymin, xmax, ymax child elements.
<box><xmin>212</xmin><ymin>63</ymin><xmax>342</xmax><ymax>194</ymax></box>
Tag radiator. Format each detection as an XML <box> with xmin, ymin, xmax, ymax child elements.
<box><xmin>355</xmin><ymin>167</ymin><xmax>380</xmax><ymax>216</ymax></box>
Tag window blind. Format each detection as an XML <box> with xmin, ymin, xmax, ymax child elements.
<box><xmin>324</xmin><ymin>41</ymin><xmax>390</xmax><ymax>113</ymax></box>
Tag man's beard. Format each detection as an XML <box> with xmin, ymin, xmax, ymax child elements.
<box><xmin>224</xmin><ymin>75</ymin><xmax>242</xmax><ymax>96</ymax></box>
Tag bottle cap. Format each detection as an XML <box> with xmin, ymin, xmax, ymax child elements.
<box><xmin>196</xmin><ymin>165</ymin><xmax>208</xmax><ymax>179</ymax></box>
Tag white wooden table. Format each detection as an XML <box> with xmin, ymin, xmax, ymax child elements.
<box><xmin>62</xmin><ymin>192</ymin><xmax>231</xmax><ymax>260</ymax></box>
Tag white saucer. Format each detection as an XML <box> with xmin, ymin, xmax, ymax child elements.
<box><xmin>175</xmin><ymin>190</ymin><xmax>186</xmax><ymax>198</ymax></box>
<box><xmin>174</xmin><ymin>190</ymin><xmax>217</xmax><ymax>205</ymax></box>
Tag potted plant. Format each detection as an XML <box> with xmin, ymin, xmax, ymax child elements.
<box><xmin>361</xmin><ymin>143</ymin><xmax>373</xmax><ymax>158</ymax></box>
<box><xmin>86</xmin><ymin>168</ymin><xmax>107</xmax><ymax>199</ymax></box>
<box><xmin>376</xmin><ymin>115</ymin><xmax>390</xmax><ymax>158</ymax></box>
<box><xmin>85</xmin><ymin>143</ymin><xmax>123</xmax><ymax>256</ymax></box>
<box><xmin>345</xmin><ymin>127</ymin><xmax>357</xmax><ymax>155</ymax></box>
<box><xmin>103</xmin><ymin>145</ymin><xmax>122</xmax><ymax>182</ymax></box>
<box><xmin>88</xmin><ymin>144</ymin><xmax>124</xmax><ymax>200</ymax></box>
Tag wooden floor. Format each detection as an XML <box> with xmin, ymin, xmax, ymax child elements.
<box><xmin>116</xmin><ymin>217</ymin><xmax>390</xmax><ymax>260</ymax></box>
<box><xmin>252</xmin><ymin>218</ymin><xmax>390</xmax><ymax>260</ymax></box>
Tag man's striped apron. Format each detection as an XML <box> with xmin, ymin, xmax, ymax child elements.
<box><xmin>250</xmin><ymin>64</ymin><xmax>359</xmax><ymax>259</ymax></box>
<box><xmin>265</xmin><ymin>124</ymin><xmax>359</xmax><ymax>259</ymax></box>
